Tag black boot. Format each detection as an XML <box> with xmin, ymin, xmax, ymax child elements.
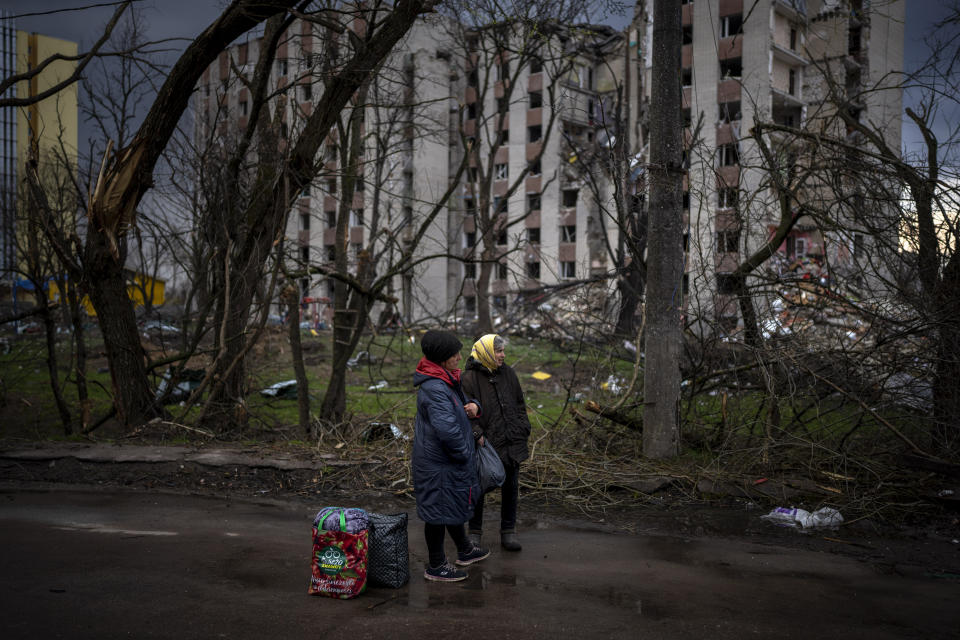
<box><xmin>500</xmin><ymin>529</ymin><xmax>522</xmax><ymax>552</ymax></box>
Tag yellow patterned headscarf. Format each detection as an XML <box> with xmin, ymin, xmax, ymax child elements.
<box><xmin>471</xmin><ymin>334</ymin><xmax>501</xmax><ymax>372</ymax></box>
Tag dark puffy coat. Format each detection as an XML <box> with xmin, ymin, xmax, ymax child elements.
<box><xmin>461</xmin><ymin>357</ymin><xmax>531</xmax><ymax>465</ymax></box>
<box><xmin>412</xmin><ymin>362</ymin><xmax>480</xmax><ymax>525</ymax></box>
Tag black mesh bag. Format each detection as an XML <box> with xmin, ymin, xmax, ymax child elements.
<box><xmin>367</xmin><ymin>512</ymin><xmax>409</xmax><ymax>588</ymax></box>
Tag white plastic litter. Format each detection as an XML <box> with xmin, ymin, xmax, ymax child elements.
<box><xmin>760</xmin><ymin>506</ymin><xmax>843</xmax><ymax>529</ymax></box>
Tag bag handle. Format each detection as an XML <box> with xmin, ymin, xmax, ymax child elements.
<box><xmin>318</xmin><ymin>508</ymin><xmax>348</xmax><ymax>532</ymax></box>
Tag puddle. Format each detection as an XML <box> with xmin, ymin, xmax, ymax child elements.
<box><xmin>396</xmin><ymin>567</ymin><xmax>648</xmax><ymax>617</ymax></box>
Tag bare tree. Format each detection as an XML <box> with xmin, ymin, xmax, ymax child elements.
<box><xmin>641</xmin><ymin>0</ymin><xmax>682</xmax><ymax>459</ymax></box>
<box><xmin>313</xmin><ymin>16</ymin><xmax>470</xmax><ymax>423</ymax></box>
<box><xmin>14</xmin><ymin>0</ymin><xmax>439</xmax><ymax>430</ymax></box>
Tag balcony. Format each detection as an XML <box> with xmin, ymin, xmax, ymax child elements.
<box><xmin>716</xmin><ymin>123</ymin><xmax>737</xmax><ymax>146</ymax></box>
<box><xmin>719</xmin><ymin>0</ymin><xmax>743</xmax><ymax>17</ymax></box>
<box><xmin>771</xmin><ymin>88</ymin><xmax>804</xmax><ymax>110</ymax></box>
<box><xmin>718</xmin><ymin>79</ymin><xmax>741</xmax><ymax>104</ymax></box>
<box><xmin>774</xmin><ymin>0</ymin><xmax>807</xmax><ymax>20</ymax></box>
<box><xmin>717</xmin><ymin>165</ymin><xmax>740</xmax><ymax>186</ymax></box>
<box><xmin>715</xmin><ymin>252</ymin><xmax>740</xmax><ymax>272</ymax></box>
<box><xmin>526</xmin><ymin>141</ymin><xmax>542</xmax><ymax>161</ymax></box>
<box><xmin>558</xmin><ymin>85</ymin><xmax>598</xmax><ymax>127</ymax></box>
<box><xmin>772</xmin><ymin>42</ymin><xmax>809</xmax><ymax>67</ymax></box>
<box><xmin>718</xmin><ymin>36</ymin><xmax>742</xmax><ymax>61</ymax></box>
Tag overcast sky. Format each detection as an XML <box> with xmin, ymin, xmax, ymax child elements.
<box><xmin>2</xmin><ymin>0</ymin><xmax>957</xmax><ymax>154</ymax></box>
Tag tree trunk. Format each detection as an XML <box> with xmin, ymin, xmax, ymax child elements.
<box><xmin>933</xmin><ymin>251</ymin><xmax>960</xmax><ymax>451</ymax></box>
<box><xmin>735</xmin><ymin>274</ymin><xmax>762</xmax><ymax>348</ymax></box>
<box><xmin>284</xmin><ymin>286</ymin><xmax>311</xmax><ymax>436</ymax></box>
<box><xmin>642</xmin><ymin>0</ymin><xmax>683</xmax><ymax>459</ymax></box>
<box><xmin>320</xmin><ymin>291</ymin><xmax>370</xmax><ymax>424</ymax></box>
<box><xmin>200</xmin><ymin>237</ymin><xmax>279</xmax><ymax>431</ymax></box>
<box><xmin>39</xmin><ymin>291</ymin><xmax>72</xmax><ymax>434</ymax></box>
<box><xmin>83</xmin><ymin>227</ymin><xmax>160</xmax><ymax>426</ymax></box>
<box><xmin>615</xmin><ymin>259</ymin><xmax>645</xmax><ymax>338</ymax></box>
<box><xmin>475</xmin><ymin>253</ymin><xmax>494</xmax><ymax>335</ymax></box>
<box><xmin>66</xmin><ymin>283</ymin><xmax>91</xmax><ymax>431</ymax></box>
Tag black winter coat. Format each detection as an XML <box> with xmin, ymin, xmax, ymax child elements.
<box><xmin>461</xmin><ymin>357</ymin><xmax>531</xmax><ymax>465</ymax></box>
<box><xmin>412</xmin><ymin>363</ymin><xmax>480</xmax><ymax>525</ymax></box>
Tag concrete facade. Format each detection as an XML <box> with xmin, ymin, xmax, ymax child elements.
<box><xmin>641</xmin><ymin>0</ymin><xmax>904</xmax><ymax>331</ymax></box>
<box><xmin>195</xmin><ymin>14</ymin><xmax>625</xmax><ymax>326</ymax></box>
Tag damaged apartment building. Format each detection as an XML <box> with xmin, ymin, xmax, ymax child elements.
<box><xmin>194</xmin><ymin>9</ymin><xmax>628</xmax><ymax>326</ymax></box>
<box><xmin>193</xmin><ymin>0</ymin><xmax>904</xmax><ymax>331</ymax></box>
<box><xmin>655</xmin><ymin>0</ymin><xmax>904</xmax><ymax>332</ymax></box>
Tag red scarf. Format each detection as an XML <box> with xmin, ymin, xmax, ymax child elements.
<box><xmin>416</xmin><ymin>357</ymin><xmax>461</xmax><ymax>386</ymax></box>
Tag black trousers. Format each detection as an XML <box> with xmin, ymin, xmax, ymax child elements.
<box><xmin>424</xmin><ymin>522</ymin><xmax>470</xmax><ymax>568</ymax></box>
<box><xmin>469</xmin><ymin>460</ymin><xmax>519</xmax><ymax>533</ymax></box>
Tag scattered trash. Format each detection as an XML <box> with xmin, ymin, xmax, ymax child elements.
<box><xmin>760</xmin><ymin>506</ymin><xmax>844</xmax><ymax>529</ymax></box>
<box><xmin>156</xmin><ymin>368</ymin><xmax>205</xmax><ymax>402</ymax></box>
<box><xmin>624</xmin><ymin>340</ymin><xmax>637</xmax><ymax>354</ymax></box>
<box><xmin>531</xmin><ymin>371</ymin><xmax>552</xmax><ymax>381</ymax></box>
<box><xmin>368</xmin><ymin>380</ymin><xmax>389</xmax><ymax>391</ymax></box>
<box><xmin>346</xmin><ymin>351</ymin><xmax>378</xmax><ymax>368</ymax></box>
<box><xmin>260</xmin><ymin>380</ymin><xmax>298</xmax><ymax>398</ymax></box>
<box><xmin>361</xmin><ymin>422</ymin><xmax>407</xmax><ymax>442</ymax></box>
<box><xmin>601</xmin><ymin>375</ymin><xmax>623</xmax><ymax>394</ymax></box>
<box><xmin>938</xmin><ymin>489</ymin><xmax>955</xmax><ymax>497</ymax></box>
<box><xmin>142</xmin><ymin>320</ymin><xmax>181</xmax><ymax>334</ymax></box>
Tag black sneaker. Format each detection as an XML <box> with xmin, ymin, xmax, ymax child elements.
<box><xmin>424</xmin><ymin>563</ymin><xmax>468</xmax><ymax>582</ymax></box>
<box><xmin>455</xmin><ymin>545</ymin><xmax>490</xmax><ymax>566</ymax></box>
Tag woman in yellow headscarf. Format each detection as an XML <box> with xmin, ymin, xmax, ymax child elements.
<box><xmin>461</xmin><ymin>334</ymin><xmax>532</xmax><ymax>552</ymax></box>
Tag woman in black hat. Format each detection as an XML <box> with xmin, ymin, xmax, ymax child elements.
<box><xmin>412</xmin><ymin>329</ymin><xmax>490</xmax><ymax>581</ymax></box>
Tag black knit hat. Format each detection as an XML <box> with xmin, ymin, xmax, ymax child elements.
<box><xmin>421</xmin><ymin>330</ymin><xmax>462</xmax><ymax>364</ymax></box>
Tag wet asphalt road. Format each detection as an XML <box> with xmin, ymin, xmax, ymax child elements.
<box><xmin>1</xmin><ymin>488</ymin><xmax>958</xmax><ymax>639</ymax></box>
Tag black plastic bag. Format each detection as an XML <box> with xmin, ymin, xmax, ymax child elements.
<box><xmin>367</xmin><ymin>512</ymin><xmax>409</xmax><ymax>588</ymax></box>
<box><xmin>476</xmin><ymin>440</ymin><xmax>506</xmax><ymax>493</ymax></box>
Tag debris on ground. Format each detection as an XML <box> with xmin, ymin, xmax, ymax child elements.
<box><xmin>347</xmin><ymin>351</ymin><xmax>379</xmax><ymax>368</ymax></box>
<box><xmin>760</xmin><ymin>506</ymin><xmax>843</xmax><ymax>530</ymax></box>
<box><xmin>361</xmin><ymin>422</ymin><xmax>407</xmax><ymax>442</ymax></box>
<box><xmin>156</xmin><ymin>368</ymin><xmax>205</xmax><ymax>402</ymax></box>
<box><xmin>260</xmin><ymin>380</ymin><xmax>298</xmax><ymax>398</ymax></box>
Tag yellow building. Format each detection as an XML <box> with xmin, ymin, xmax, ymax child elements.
<box><xmin>46</xmin><ymin>271</ymin><xmax>166</xmax><ymax>317</ymax></box>
<box><xmin>1</xmin><ymin>20</ymin><xmax>78</xmax><ymax>296</ymax></box>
